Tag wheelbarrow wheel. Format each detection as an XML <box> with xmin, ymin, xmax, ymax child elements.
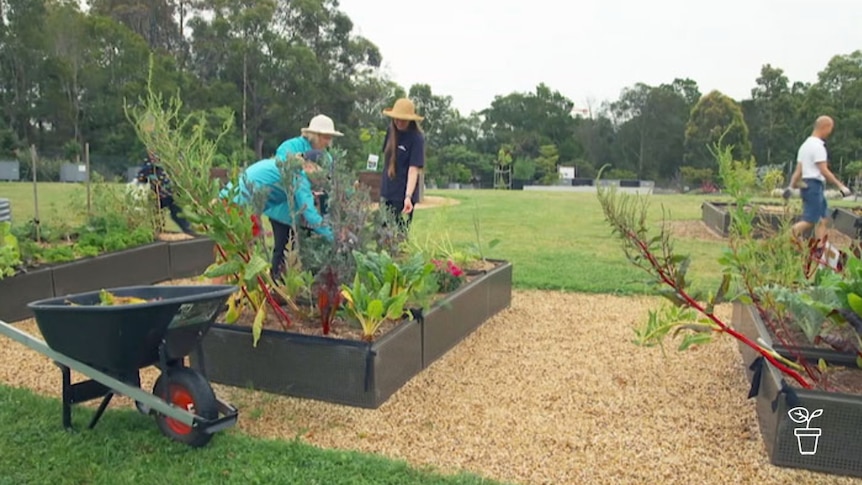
<box><xmin>152</xmin><ymin>367</ymin><xmax>218</xmax><ymax>448</ymax></box>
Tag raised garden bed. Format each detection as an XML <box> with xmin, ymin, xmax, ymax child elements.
<box><xmin>189</xmin><ymin>259</ymin><xmax>513</xmax><ymax>408</ymax></box>
<box><xmin>418</xmin><ymin>259</ymin><xmax>512</xmax><ymax>367</ymax></box>
<box><xmin>0</xmin><ymin>237</ymin><xmax>216</xmax><ymax>323</ymax></box>
<box><xmin>167</xmin><ymin>237</ymin><xmax>216</xmax><ymax>279</ymax></box>
<box><xmin>831</xmin><ymin>207</ymin><xmax>862</xmax><ymax>240</ymax></box>
<box><xmin>52</xmin><ymin>242</ymin><xmax>171</xmax><ymax>297</ymax></box>
<box><xmin>190</xmin><ymin>317</ymin><xmax>422</xmax><ymax>409</ymax></box>
<box><xmin>0</xmin><ymin>268</ymin><xmax>54</xmax><ymax>322</ymax></box>
<box><xmin>701</xmin><ymin>201</ymin><xmax>796</xmax><ymax>238</ymax></box>
<box><xmin>733</xmin><ymin>302</ymin><xmax>857</xmax><ymax>378</ymax></box>
<box><xmin>737</xmin><ymin>301</ymin><xmax>862</xmax><ymax>478</ymax></box>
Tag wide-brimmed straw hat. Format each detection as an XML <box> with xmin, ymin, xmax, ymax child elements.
<box><xmin>382</xmin><ymin>98</ymin><xmax>424</xmax><ymax>121</ymax></box>
<box><xmin>301</xmin><ymin>114</ymin><xmax>344</xmax><ymax>137</ymax></box>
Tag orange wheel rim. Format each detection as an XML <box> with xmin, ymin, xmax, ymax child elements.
<box><xmin>164</xmin><ymin>384</ymin><xmax>195</xmax><ymax>435</ymax></box>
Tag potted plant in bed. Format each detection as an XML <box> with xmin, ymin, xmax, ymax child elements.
<box><xmin>597</xmin><ymin>140</ymin><xmax>862</xmax><ymax>479</ymax></box>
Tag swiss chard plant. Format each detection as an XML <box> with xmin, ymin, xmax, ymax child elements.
<box><xmin>352</xmin><ymin>249</ymin><xmax>438</xmax><ymax>313</ymax></box>
<box><xmin>340</xmin><ymin>274</ymin><xmax>409</xmax><ymax>341</ymax></box>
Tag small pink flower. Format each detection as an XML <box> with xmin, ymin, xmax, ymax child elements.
<box><xmin>448</xmin><ymin>263</ymin><xmax>464</xmax><ymax>277</ymax></box>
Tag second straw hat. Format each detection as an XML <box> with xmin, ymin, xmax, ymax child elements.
<box><xmin>382</xmin><ymin>98</ymin><xmax>424</xmax><ymax>121</ymax></box>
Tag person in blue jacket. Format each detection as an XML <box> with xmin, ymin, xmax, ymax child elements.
<box><xmin>275</xmin><ymin>114</ymin><xmax>342</xmax><ymax>225</ymax></box>
<box><xmin>379</xmin><ymin>98</ymin><xmax>425</xmax><ymax>231</ymax></box>
<box><xmin>221</xmin><ymin>150</ymin><xmax>334</xmax><ymax>282</ymax></box>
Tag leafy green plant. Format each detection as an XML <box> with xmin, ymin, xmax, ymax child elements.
<box><xmin>769</xmin><ymin>253</ymin><xmax>862</xmax><ymax>365</ymax></box>
<box><xmin>431</xmin><ymin>233</ymin><xmax>475</xmax><ymax>268</ymax></box>
<box><xmin>126</xmin><ymin>57</ymin><xmax>439</xmax><ymax>346</ymax></box>
<box><xmin>767</xmin><ymin>284</ymin><xmax>842</xmax><ymax>342</ymax></box>
<box><xmin>340</xmin><ymin>274</ymin><xmax>409</xmax><ymax>341</ymax></box>
<box><xmin>0</xmin><ymin>222</ymin><xmax>22</xmax><ymax>279</ymax></box>
<box><xmin>633</xmin><ymin>304</ymin><xmax>720</xmax><ymax>353</ymax></box>
<box><xmin>353</xmin><ymin>249</ymin><xmax>437</xmax><ymax>311</ymax></box>
<box><xmin>357</xmin><ymin>128</ymin><xmax>385</xmax><ymax>171</ymax></box>
<box><xmin>760</xmin><ymin>168</ymin><xmax>785</xmax><ymax>194</ymax></box>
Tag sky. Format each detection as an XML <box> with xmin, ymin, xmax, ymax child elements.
<box><xmin>337</xmin><ymin>0</ymin><xmax>862</xmax><ymax>116</ymax></box>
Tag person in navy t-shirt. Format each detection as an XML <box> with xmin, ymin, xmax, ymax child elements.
<box><xmin>379</xmin><ymin>98</ymin><xmax>425</xmax><ymax>231</ymax></box>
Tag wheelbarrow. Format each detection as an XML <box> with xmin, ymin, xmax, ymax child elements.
<box><xmin>0</xmin><ymin>284</ymin><xmax>239</xmax><ymax>448</ymax></box>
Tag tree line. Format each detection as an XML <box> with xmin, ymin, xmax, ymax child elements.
<box><xmin>1</xmin><ymin>0</ymin><xmax>861</xmax><ymax>188</ymax></box>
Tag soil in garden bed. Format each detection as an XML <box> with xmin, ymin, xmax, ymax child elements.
<box><xmin>464</xmin><ymin>259</ymin><xmax>496</xmax><ymax>274</ymax></box>
<box><xmin>785</xmin><ymin>363</ymin><xmax>862</xmax><ymax>395</ymax></box>
<box><xmin>765</xmin><ymin>315</ymin><xmax>862</xmax><ymax>395</ymax></box>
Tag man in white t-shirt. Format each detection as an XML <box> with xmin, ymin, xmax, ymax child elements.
<box><xmin>784</xmin><ymin>115</ymin><xmax>850</xmax><ymax>241</ymax></box>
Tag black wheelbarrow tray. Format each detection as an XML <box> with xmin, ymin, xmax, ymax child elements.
<box><xmin>0</xmin><ymin>284</ymin><xmax>240</xmax><ymax>448</ymax></box>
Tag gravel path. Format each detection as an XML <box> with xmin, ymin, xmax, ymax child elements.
<box><xmin>0</xmin><ymin>290</ymin><xmax>857</xmax><ymax>485</ymax></box>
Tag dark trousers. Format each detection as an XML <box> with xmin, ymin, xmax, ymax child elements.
<box><xmin>159</xmin><ymin>196</ymin><xmax>194</xmax><ymax>234</ymax></box>
<box><xmin>270</xmin><ymin>219</ymin><xmax>322</xmax><ymax>282</ymax></box>
<box><xmin>383</xmin><ymin>199</ymin><xmax>414</xmax><ymax>232</ymax></box>
<box><xmin>270</xmin><ymin>219</ymin><xmax>296</xmax><ymax>282</ymax></box>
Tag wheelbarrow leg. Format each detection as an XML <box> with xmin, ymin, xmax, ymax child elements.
<box><xmin>55</xmin><ymin>361</ymin><xmax>119</xmax><ymax>431</ymax></box>
<box><xmin>88</xmin><ymin>393</ymin><xmax>115</xmax><ymax>429</ymax></box>
<box><xmin>60</xmin><ymin>364</ymin><xmax>72</xmax><ymax>430</ymax></box>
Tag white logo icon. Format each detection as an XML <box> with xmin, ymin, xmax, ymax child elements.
<box><xmin>787</xmin><ymin>406</ymin><xmax>823</xmax><ymax>455</ymax></box>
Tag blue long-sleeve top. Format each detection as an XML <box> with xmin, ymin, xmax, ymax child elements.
<box><xmin>219</xmin><ymin>157</ymin><xmax>333</xmax><ymax>242</ymax></box>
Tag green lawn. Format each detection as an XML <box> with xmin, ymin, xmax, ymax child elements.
<box><xmin>0</xmin><ymin>181</ymin><xmax>183</xmax><ymax>231</ymax></box>
<box><xmin>0</xmin><ymin>181</ymin><xmax>92</xmax><ymax>226</ymax></box>
<box><xmin>412</xmin><ymin>189</ymin><xmax>732</xmax><ymax>294</ymax></box>
<box><xmin>0</xmin><ymin>384</ymin><xmax>503</xmax><ymax>485</ymax></box>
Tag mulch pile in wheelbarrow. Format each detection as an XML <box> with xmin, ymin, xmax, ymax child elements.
<box><xmin>0</xmin><ymin>287</ymin><xmax>857</xmax><ymax>484</ymax></box>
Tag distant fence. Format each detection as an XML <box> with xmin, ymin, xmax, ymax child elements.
<box><xmin>2</xmin><ymin>147</ymin><xmax>136</xmax><ymax>183</ymax></box>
